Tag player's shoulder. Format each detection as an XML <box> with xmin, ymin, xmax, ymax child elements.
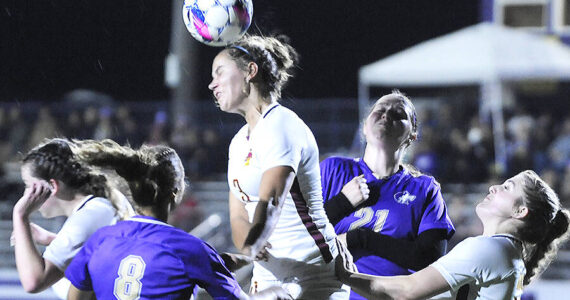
<box><xmin>82</xmin><ymin>196</ymin><xmax>114</xmax><ymax>211</ymax></box>
<box><xmin>264</xmin><ymin>105</ymin><xmax>304</xmax><ymax>128</ymax></box>
<box><xmin>321</xmin><ymin>156</ymin><xmax>357</xmax><ymax>167</ymax></box>
<box><xmin>401</xmin><ymin>166</ymin><xmax>441</xmax><ymax>189</ymax></box>
<box><xmin>457</xmin><ymin>236</ymin><xmax>511</xmax><ymax>255</ymax></box>
<box><xmin>83</xmin><ymin>222</ymin><xmax>118</xmax><ymax>245</ymax></box>
<box><xmin>168</xmin><ymin>232</ymin><xmax>220</xmax><ymax>259</ymax></box>
<box><xmin>67</xmin><ymin>197</ymin><xmax>117</xmax><ymax>227</ymax></box>
<box><xmin>320</xmin><ymin>156</ymin><xmax>354</xmax><ymax>174</ymax></box>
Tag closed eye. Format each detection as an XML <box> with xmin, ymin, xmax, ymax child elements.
<box><xmin>503</xmin><ymin>180</ymin><xmax>514</xmax><ymax>191</ymax></box>
<box><xmin>393</xmin><ymin>110</ymin><xmax>407</xmax><ymax>120</ymax></box>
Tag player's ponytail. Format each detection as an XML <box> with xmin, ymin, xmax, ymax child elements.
<box><xmin>137</xmin><ymin>145</ymin><xmax>186</xmax><ymax>209</ymax></box>
<box><xmin>517</xmin><ymin>170</ymin><xmax>570</xmax><ymax>285</ymax></box>
<box><xmin>72</xmin><ymin>139</ymin><xmax>185</xmax><ymax>220</ymax></box>
<box><xmin>522</xmin><ymin>209</ymin><xmax>570</xmax><ymax>285</ymax></box>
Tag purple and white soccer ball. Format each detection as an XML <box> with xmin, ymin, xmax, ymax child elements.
<box><xmin>183</xmin><ymin>0</ymin><xmax>253</xmax><ymax>47</ymax></box>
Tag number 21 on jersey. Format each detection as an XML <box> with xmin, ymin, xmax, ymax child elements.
<box><xmin>348</xmin><ymin>208</ymin><xmax>389</xmax><ymax>232</ymax></box>
<box><xmin>114</xmin><ymin>255</ymin><xmax>146</xmax><ymax>300</ymax></box>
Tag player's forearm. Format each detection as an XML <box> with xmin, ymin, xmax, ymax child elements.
<box><xmin>324</xmin><ymin>192</ymin><xmax>355</xmax><ymax>225</ymax></box>
<box><xmin>347</xmin><ymin>228</ymin><xmax>447</xmax><ymax>270</ymax></box>
<box><xmin>341</xmin><ymin>271</ymin><xmax>394</xmax><ymax>300</ymax></box>
<box><xmin>12</xmin><ymin>213</ymin><xmax>51</xmax><ymax>293</ymax></box>
<box><xmin>242</xmin><ymin>199</ymin><xmax>279</xmax><ymax>258</ymax></box>
<box><xmin>345</xmin><ymin>271</ymin><xmax>422</xmax><ymax>300</ymax></box>
<box><xmin>67</xmin><ymin>285</ymin><xmax>96</xmax><ymax>300</ymax></box>
<box><xmin>230</xmin><ymin>217</ymin><xmax>252</xmax><ymax>250</ymax></box>
<box><xmin>242</xmin><ymin>166</ymin><xmax>293</xmax><ymax>257</ymax></box>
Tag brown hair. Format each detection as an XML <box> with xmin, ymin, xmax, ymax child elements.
<box><xmin>517</xmin><ymin>170</ymin><xmax>570</xmax><ymax>285</ymax></box>
<box><xmin>226</xmin><ymin>34</ymin><xmax>299</xmax><ymax>100</ymax></box>
<box><xmin>23</xmin><ymin>138</ymin><xmax>109</xmax><ymax>200</ymax></box>
<box><xmin>71</xmin><ymin>139</ymin><xmax>186</xmax><ymax>221</ymax></box>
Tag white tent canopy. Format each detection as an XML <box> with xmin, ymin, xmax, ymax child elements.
<box><xmin>359</xmin><ymin>22</ymin><xmax>570</xmax><ymax>87</ymax></box>
<box><xmin>358</xmin><ymin>22</ymin><xmax>570</xmax><ymax>171</ymax></box>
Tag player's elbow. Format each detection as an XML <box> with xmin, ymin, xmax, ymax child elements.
<box><xmin>409</xmin><ymin>240</ymin><xmax>447</xmax><ymax>270</ymax></box>
<box><xmin>21</xmin><ymin>279</ymin><xmax>46</xmax><ymax>294</ymax></box>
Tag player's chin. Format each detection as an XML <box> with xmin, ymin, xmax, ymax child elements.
<box><xmin>218</xmin><ymin>103</ymin><xmax>230</xmax><ymax>112</ymax></box>
<box><xmin>217</xmin><ymin>100</ymin><xmax>234</xmax><ymax>113</ymax></box>
<box><xmin>474</xmin><ymin>204</ymin><xmax>487</xmax><ymax>219</ymax></box>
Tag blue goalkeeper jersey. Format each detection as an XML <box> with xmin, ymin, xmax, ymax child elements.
<box><xmin>65</xmin><ymin>216</ymin><xmax>243</xmax><ymax>300</ymax></box>
<box><xmin>321</xmin><ymin>157</ymin><xmax>455</xmax><ymax>278</ymax></box>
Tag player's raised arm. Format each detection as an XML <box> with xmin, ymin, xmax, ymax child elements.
<box><xmin>335</xmin><ymin>170</ymin><xmax>570</xmax><ymax>299</ymax></box>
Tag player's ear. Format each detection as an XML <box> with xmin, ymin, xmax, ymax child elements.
<box><xmin>246</xmin><ymin>62</ymin><xmax>258</xmax><ymax>82</ymax></box>
<box><xmin>409</xmin><ymin>132</ymin><xmax>417</xmax><ymax>142</ymax></box>
<box><xmin>49</xmin><ymin>179</ymin><xmax>59</xmax><ymax>194</ymax></box>
<box><xmin>512</xmin><ymin>205</ymin><xmax>528</xmax><ymax>219</ymax></box>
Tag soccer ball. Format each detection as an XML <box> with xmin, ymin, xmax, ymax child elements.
<box><xmin>182</xmin><ymin>0</ymin><xmax>253</xmax><ymax>47</ymax></box>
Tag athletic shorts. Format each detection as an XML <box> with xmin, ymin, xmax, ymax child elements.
<box><xmin>249</xmin><ymin>255</ymin><xmax>350</xmax><ymax>300</ymax></box>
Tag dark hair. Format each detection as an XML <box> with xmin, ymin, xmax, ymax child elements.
<box><xmin>226</xmin><ymin>34</ymin><xmax>299</xmax><ymax>100</ymax></box>
<box><xmin>517</xmin><ymin>170</ymin><xmax>570</xmax><ymax>285</ymax></box>
<box><xmin>22</xmin><ymin>139</ymin><xmax>108</xmax><ymax>199</ymax></box>
<box><xmin>72</xmin><ymin>139</ymin><xmax>186</xmax><ymax>220</ymax></box>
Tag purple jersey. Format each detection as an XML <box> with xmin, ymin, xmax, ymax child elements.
<box><xmin>65</xmin><ymin>216</ymin><xmax>242</xmax><ymax>300</ymax></box>
<box><xmin>321</xmin><ymin>157</ymin><xmax>455</xmax><ymax>278</ymax></box>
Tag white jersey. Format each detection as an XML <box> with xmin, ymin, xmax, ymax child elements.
<box><xmin>227</xmin><ymin>103</ymin><xmax>338</xmax><ymax>281</ymax></box>
<box><xmin>43</xmin><ymin>195</ymin><xmax>118</xmax><ymax>299</ymax></box>
<box><xmin>430</xmin><ymin>235</ymin><xmax>525</xmax><ymax>300</ymax></box>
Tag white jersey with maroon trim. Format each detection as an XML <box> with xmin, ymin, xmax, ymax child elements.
<box><xmin>227</xmin><ymin>103</ymin><xmax>338</xmax><ymax>282</ymax></box>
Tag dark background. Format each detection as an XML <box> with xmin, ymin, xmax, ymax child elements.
<box><xmin>0</xmin><ymin>1</ymin><xmax>479</xmax><ymax>101</ymax></box>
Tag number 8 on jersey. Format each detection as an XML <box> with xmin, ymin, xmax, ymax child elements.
<box><xmin>114</xmin><ymin>255</ymin><xmax>146</xmax><ymax>300</ymax></box>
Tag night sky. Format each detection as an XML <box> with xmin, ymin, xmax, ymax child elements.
<box><xmin>0</xmin><ymin>1</ymin><xmax>479</xmax><ymax>102</ymax></box>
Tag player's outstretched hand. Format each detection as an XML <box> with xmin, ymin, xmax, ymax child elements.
<box><xmin>242</xmin><ymin>242</ymin><xmax>272</xmax><ymax>262</ymax></box>
<box><xmin>341</xmin><ymin>175</ymin><xmax>369</xmax><ymax>207</ymax></box>
<box><xmin>335</xmin><ymin>237</ymin><xmax>357</xmax><ymax>281</ymax></box>
<box><xmin>221</xmin><ymin>252</ymin><xmax>253</xmax><ymax>272</ymax></box>
<box><xmin>250</xmin><ymin>286</ymin><xmax>293</xmax><ymax>300</ymax></box>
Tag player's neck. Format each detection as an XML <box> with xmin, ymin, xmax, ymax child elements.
<box><xmin>363</xmin><ymin>146</ymin><xmax>400</xmax><ymax>179</ymax></box>
<box><xmin>137</xmin><ymin>207</ymin><xmax>168</xmax><ymax>222</ymax></box>
<box><xmin>65</xmin><ymin>193</ymin><xmax>90</xmax><ymax>216</ymax></box>
<box><xmin>482</xmin><ymin>218</ymin><xmax>518</xmax><ymax>237</ymax></box>
<box><xmin>244</xmin><ymin>96</ymin><xmax>273</xmax><ymax>133</ymax></box>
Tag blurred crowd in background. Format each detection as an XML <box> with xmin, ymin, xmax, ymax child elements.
<box><xmin>0</xmin><ymin>93</ymin><xmax>568</xmax><ymax>197</ymax></box>
<box><xmin>411</xmin><ymin>102</ymin><xmax>570</xmax><ymax>200</ymax></box>
<box><xmin>0</xmin><ymin>90</ymin><xmax>568</xmax><ymax>252</ymax></box>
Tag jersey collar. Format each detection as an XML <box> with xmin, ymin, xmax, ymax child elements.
<box><xmin>128</xmin><ymin>215</ymin><xmax>173</xmax><ymax>227</ymax></box>
<box><xmin>357</xmin><ymin>159</ymin><xmax>406</xmax><ymax>182</ymax></box>
<box><xmin>73</xmin><ymin>195</ymin><xmax>96</xmax><ymax>213</ymax></box>
<box><xmin>262</xmin><ymin>103</ymin><xmax>280</xmax><ymax>118</ymax></box>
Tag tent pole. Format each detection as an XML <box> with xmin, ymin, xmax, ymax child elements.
<box><xmin>481</xmin><ymin>80</ymin><xmax>507</xmax><ymax>176</ymax></box>
<box><xmin>356</xmin><ymin>80</ymin><xmax>370</xmax><ymax>155</ymax></box>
